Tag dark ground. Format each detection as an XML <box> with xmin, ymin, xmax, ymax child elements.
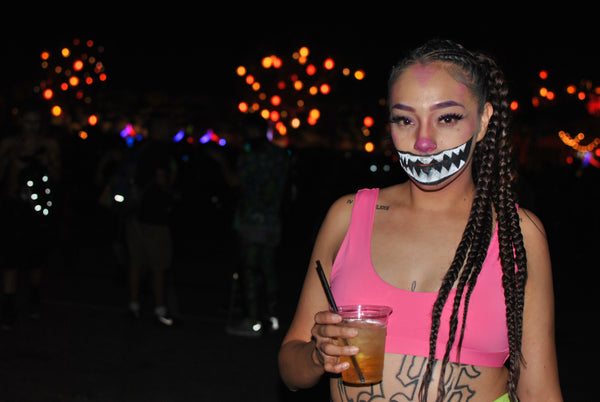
<box><xmin>0</xmin><ymin>151</ymin><xmax>595</xmax><ymax>401</ymax></box>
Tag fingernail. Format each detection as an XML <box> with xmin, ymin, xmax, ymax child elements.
<box><xmin>349</xmin><ymin>346</ymin><xmax>359</xmax><ymax>354</ymax></box>
<box><xmin>341</xmin><ymin>362</ymin><xmax>350</xmax><ymax>370</ymax></box>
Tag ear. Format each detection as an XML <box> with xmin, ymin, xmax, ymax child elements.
<box><xmin>476</xmin><ymin>102</ymin><xmax>494</xmax><ymax>142</ymax></box>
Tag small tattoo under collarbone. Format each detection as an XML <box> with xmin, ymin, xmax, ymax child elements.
<box><xmin>411</xmin><ymin>281</ymin><xmax>417</xmax><ymax>291</ymax></box>
<box><xmin>376</xmin><ymin>204</ymin><xmax>390</xmax><ymax>210</ymax></box>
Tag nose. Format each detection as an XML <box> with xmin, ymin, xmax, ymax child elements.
<box><xmin>414</xmin><ymin>137</ymin><xmax>437</xmax><ymax>154</ymax></box>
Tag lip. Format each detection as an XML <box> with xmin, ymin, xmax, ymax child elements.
<box><xmin>397</xmin><ymin>137</ymin><xmax>473</xmax><ymax>185</ymax></box>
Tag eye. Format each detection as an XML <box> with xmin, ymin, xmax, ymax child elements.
<box><xmin>438</xmin><ymin>113</ymin><xmax>464</xmax><ymax>125</ymax></box>
<box><xmin>390</xmin><ymin>115</ymin><xmax>413</xmax><ymax>126</ymax></box>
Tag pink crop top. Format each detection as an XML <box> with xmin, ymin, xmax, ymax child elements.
<box><xmin>330</xmin><ymin>188</ymin><xmax>509</xmax><ymax>367</ymax></box>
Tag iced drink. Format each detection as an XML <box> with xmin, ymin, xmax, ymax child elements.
<box><xmin>336</xmin><ymin>305</ymin><xmax>392</xmax><ymax>385</ymax></box>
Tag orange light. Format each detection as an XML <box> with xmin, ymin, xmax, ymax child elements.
<box><xmin>246</xmin><ymin>75</ymin><xmax>255</xmax><ymax>85</ymax></box>
<box><xmin>61</xmin><ymin>48</ymin><xmax>70</xmax><ymax>58</ymax></box>
<box><xmin>567</xmin><ymin>85</ymin><xmax>577</xmax><ymax>94</ymax></box>
<box><xmin>262</xmin><ymin>56</ymin><xmax>273</xmax><ymax>69</ymax></box>
<box><xmin>294</xmin><ymin>80</ymin><xmax>303</xmax><ymax>91</ymax></box>
<box><xmin>291</xmin><ymin>118</ymin><xmax>300</xmax><ymax>129</ymax></box>
<box><xmin>546</xmin><ymin>91</ymin><xmax>555</xmax><ymax>101</ymax></box>
<box><xmin>43</xmin><ymin>89</ymin><xmax>53</xmax><ymax>100</ymax></box>
<box><xmin>69</xmin><ymin>76</ymin><xmax>80</xmax><ymax>86</ymax></box>
<box><xmin>363</xmin><ymin>116</ymin><xmax>374</xmax><ymax>127</ymax></box>
<box><xmin>299</xmin><ymin>47</ymin><xmax>309</xmax><ymax>58</ymax></box>
<box><xmin>51</xmin><ymin>105</ymin><xmax>62</xmax><ymax>116</ymax></box>
<box><xmin>79</xmin><ymin>130</ymin><xmax>88</xmax><ymax>140</ymax></box>
<box><xmin>306</xmin><ymin>64</ymin><xmax>316</xmax><ymax>76</ymax></box>
<box><xmin>539</xmin><ymin>87</ymin><xmax>548</xmax><ymax>97</ymax></box>
<box><xmin>539</xmin><ymin>70</ymin><xmax>548</xmax><ymax>79</ymax></box>
<box><xmin>307</xmin><ymin>116</ymin><xmax>317</xmax><ymax>125</ymax></box>
<box><xmin>354</xmin><ymin>70</ymin><xmax>365</xmax><ymax>80</ymax></box>
<box><xmin>236</xmin><ymin>66</ymin><xmax>246</xmax><ymax>76</ymax></box>
<box><xmin>578</xmin><ymin>92</ymin><xmax>586</xmax><ymax>100</ymax></box>
<box><xmin>88</xmin><ymin>114</ymin><xmax>98</xmax><ymax>126</ymax></box>
<box><xmin>364</xmin><ymin>142</ymin><xmax>374</xmax><ymax>152</ymax></box>
<box><xmin>275</xmin><ymin>122</ymin><xmax>287</xmax><ymax>135</ymax></box>
<box><xmin>238</xmin><ymin>102</ymin><xmax>249</xmax><ymax>113</ymax></box>
<box><xmin>272</xmin><ymin>56</ymin><xmax>282</xmax><ymax>68</ymax></box>
<box><xmin>260</xmin><ymin>109</ymin><xmax>270</xmax><ymax>120</ymax></box>
<box><xmin>309</xmin><ymin>109</ymin><xmax>320</xmax><ymax>120</ymax></box>
<box><xmin>271</xmin><ymin>95</ymin><xmax>281</xmax><ymax>106</ymax></box>
<box><xmin>324</xmin><ymin>58</ymin><xmax>335</xmax><ymax>70</ymax></box>
<box><xmin>60</xmin><ymin>82</ymin><xmax>69</xmax><ymax>91</ymax></box>
<box><xmin>41</xmin><ymin>51</ymin><xmax>50</xmax><ymax>60</ymax></box>
<box><xmin>252</xmin><ymin>82</ymin><xmax>260</xmax><ymax>91</ymax></box>
<box><xmin>73</xmin><ymin>60</ymin><xmax>84</xmax><ymax>71</ymax></box>
<box><xmin>309</xmin><ymin>86</ymin><xmax>318</xmax><ymax>95</ymax></box>
<box><xmin>320</xmin><ymin>84</ymin><xmax>330</xmax><ymax>95</ymax></box>
<box><xmin>510</xmin><ymin>101</ymin><xmax>519</xmax><ymax>111</ymax></box>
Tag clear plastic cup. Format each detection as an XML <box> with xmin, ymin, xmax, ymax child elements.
<box><xmin>336</xmin><ymin>305</ymin><xmax>392</xmax><ymax>384</ymax></box>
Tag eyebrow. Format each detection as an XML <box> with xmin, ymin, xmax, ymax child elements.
<box><xmin>391</xmin><ymin>100</ymin><xmax>465</xmax><ymax>112</ymax></box>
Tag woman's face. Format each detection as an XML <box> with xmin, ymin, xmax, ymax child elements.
<box><xmin>389</xmin><ymin>62</ymin><xmax>492</xmax><ymax>190</ymax></box>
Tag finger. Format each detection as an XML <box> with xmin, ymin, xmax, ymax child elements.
<box><xmin>314</xmin><ymin>311</ymin><xmax>342</xmax><ymax>325</ymax></box>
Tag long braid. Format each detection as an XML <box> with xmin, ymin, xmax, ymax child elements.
<box><xmin>390</xmin><ymin>40</ymin><xmax>527</xmax><ymax>401</ymax></box>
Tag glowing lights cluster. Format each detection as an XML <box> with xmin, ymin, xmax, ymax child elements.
<box><xmin>236</xmin><ymin>46</ymin><xmax>368</xmax><ymax>142</ymax></box>
<box><xmin>530</xmin><ymin>69</ymin><xmax>600</xmax><ymax>113</ymax></box>
<box><xmin>39</xmin><ymin>38</ymin><xmax>107</xmax><ymax>134</ymax></box>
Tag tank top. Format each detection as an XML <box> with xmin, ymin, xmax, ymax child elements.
<box><xmin>330</xmin><ymin>188</ymin><xmax>509</xmax><ymax>367</ymax></box>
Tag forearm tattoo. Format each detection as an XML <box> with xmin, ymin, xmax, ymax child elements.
<box><xmin>334</xmin><ymin>356</ymin><xmax>481</xmax><ymax>401</ymax></box>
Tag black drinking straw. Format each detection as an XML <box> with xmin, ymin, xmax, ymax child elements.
<box><xmin>315</xmin><ymin>260</ymin><xmax>365</xmax><ymax>383</ymax></box>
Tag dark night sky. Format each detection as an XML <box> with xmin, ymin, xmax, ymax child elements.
<box><xmin>2</xmin><ymin>8</ymin><xmax>598</xmax><ymax>127</ymax></box>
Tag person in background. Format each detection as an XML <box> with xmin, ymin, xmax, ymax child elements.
<box><xmin>227</xmin><ymin>115</ymin><xmax>289</xmax><ymax>337</ymax></box>
<box><xmin>125</xmin><ymin>116</ymin><xmax>179</xmax><ymax>327</ymax></box>
<box><xmin>279</xmin><ymin>39</ymin><xmax>562</xmax><ymax>401</ymax></box>
<box><xmin>0</xmin><ymin>100</ymin><xmax>61</xmax><ymax>330</ymax></box>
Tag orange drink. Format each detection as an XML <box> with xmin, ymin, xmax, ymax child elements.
<box><xmin>336</xmin><ymin>305</ymin><xmax>392</xmax><ymax>385</ymax></box>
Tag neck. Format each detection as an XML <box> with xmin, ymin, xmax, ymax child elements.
<box><xmin>405</xmin><ymin>166</ymin><xmax>476</xmax><ymax>214</ymax></box>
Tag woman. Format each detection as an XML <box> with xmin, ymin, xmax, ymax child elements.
<box><xmin>278</xmin><ymin>40</ymin><xmax>562</xmax><ymax>401</ymax></box>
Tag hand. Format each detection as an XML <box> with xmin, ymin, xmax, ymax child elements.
<box><xmin>310</xmin><ymin>311</ymin><xmax>359</xmax><ymax>374</ymax></box>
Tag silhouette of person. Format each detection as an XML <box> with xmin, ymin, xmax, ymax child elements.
<box><xmin>124</xmin><ymin>116</ymin><xmax>179</xmax><ymax>326</ymax></box>
<box><xmin>227</xmin><ymin>115</ymin><xmax>289</xmax><ymax>337</ymax></box>
<box><xmin>0</xmin><ymin>100</ymin><xmax>61</xmax><ymax>330</ymax></box>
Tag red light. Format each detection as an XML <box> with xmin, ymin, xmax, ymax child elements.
<box><xmin>324</xmin><ymin>58</ymin><xmax>335</xmax><ymax>70</ymax></box>
<box><xmin>320</xmin><ymin>84</ymin><xmax>330</xmax><ymax>95</ymax></box>
<box><xmin>73</xmin><ymin>60</ymin><xmax>84</xmax><ymax>71</ymax></box>
<box><xmin>88</xmin><ymin>114</ymin><xmax>98</xmax><ymax>126</ymax></box>
<box><xmin>238</xmin><ymin>102</ymin><xmax>248</xmax><ymax>113</ymax></box>
<box><xmin>363</xmin><ymin>116</ymin><xmax>374</xmax><ymax>127</ymax></box>
<box><xmin>539</xmin><ymin>70</ymin><xmax>548</xmax><ymax>79</ymax></box>
<box><xmin>43</xmin><ymin>89</ymin><xmax>53</xmax><ymax>100</ymax></box>
<box><xmin>271</xmin><ymin>95</ymin><xmax>281</xmax><ymax>106</ymax></box>
<box><xmin>306</xmin><ymin>64</ymin><xmax>316</xmax><ymax>76</ymax></box>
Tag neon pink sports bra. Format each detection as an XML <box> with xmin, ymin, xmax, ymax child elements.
<box><xmin>330</xmin><ymin>188</ymin><xmax>509</xmax><ymax>367</ymax></box>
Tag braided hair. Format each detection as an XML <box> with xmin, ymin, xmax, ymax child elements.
<box><xmin>388</xmin><ymin>40</ymin><xmax>527</xmax><ymax>401</ymax></box>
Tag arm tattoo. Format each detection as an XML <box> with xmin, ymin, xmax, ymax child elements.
<box><xmin>334</xmin><ymin>356</ymin><xmax>481</xmax><ymax>401</ymax></box>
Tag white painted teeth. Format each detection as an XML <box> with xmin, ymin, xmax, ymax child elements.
<box><xmin>396</xmin><ymin>140</ymin><xmax>471</xmax><ymax>185</ymax></box>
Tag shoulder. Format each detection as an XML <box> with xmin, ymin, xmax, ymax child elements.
<box><xmin>518</xmin><ymin>207</ymin><xmax>548</xmax><ymax>248</ymax></box>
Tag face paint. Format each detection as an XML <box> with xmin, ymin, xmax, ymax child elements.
<box><xmin>397</xmin><ymin>136</ymin><xmax>473</xmax><ymax>186</ymax></box>
<box><xmin>413</xmin><ymin>64</ymin><xmax>438</xmax><ymax>87</ymax></box>
<box><xmin>414</xmin><ymin>137</ymin><xmax>437</xmax><ymax>153</ymax></box>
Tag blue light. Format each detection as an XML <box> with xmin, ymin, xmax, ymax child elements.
<box><xmin>199</xmin><ymin>132</ymin><xmax>212</xmax><ymax>144</ymax></box>
<box><xmin>173</xmin><ymin>130</ymin><xmax>185</xmax><ymax>142</ymax></box>
<box><xmin>218</xmin><ymin>138</ymin><xmax>227</xmax><ymax>146</ymax></box>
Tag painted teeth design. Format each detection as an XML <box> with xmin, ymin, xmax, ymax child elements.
<box><xmin>397</xmin><ymin>137</ymin><xmax>473</xmax><ymax>185</ymax></box>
